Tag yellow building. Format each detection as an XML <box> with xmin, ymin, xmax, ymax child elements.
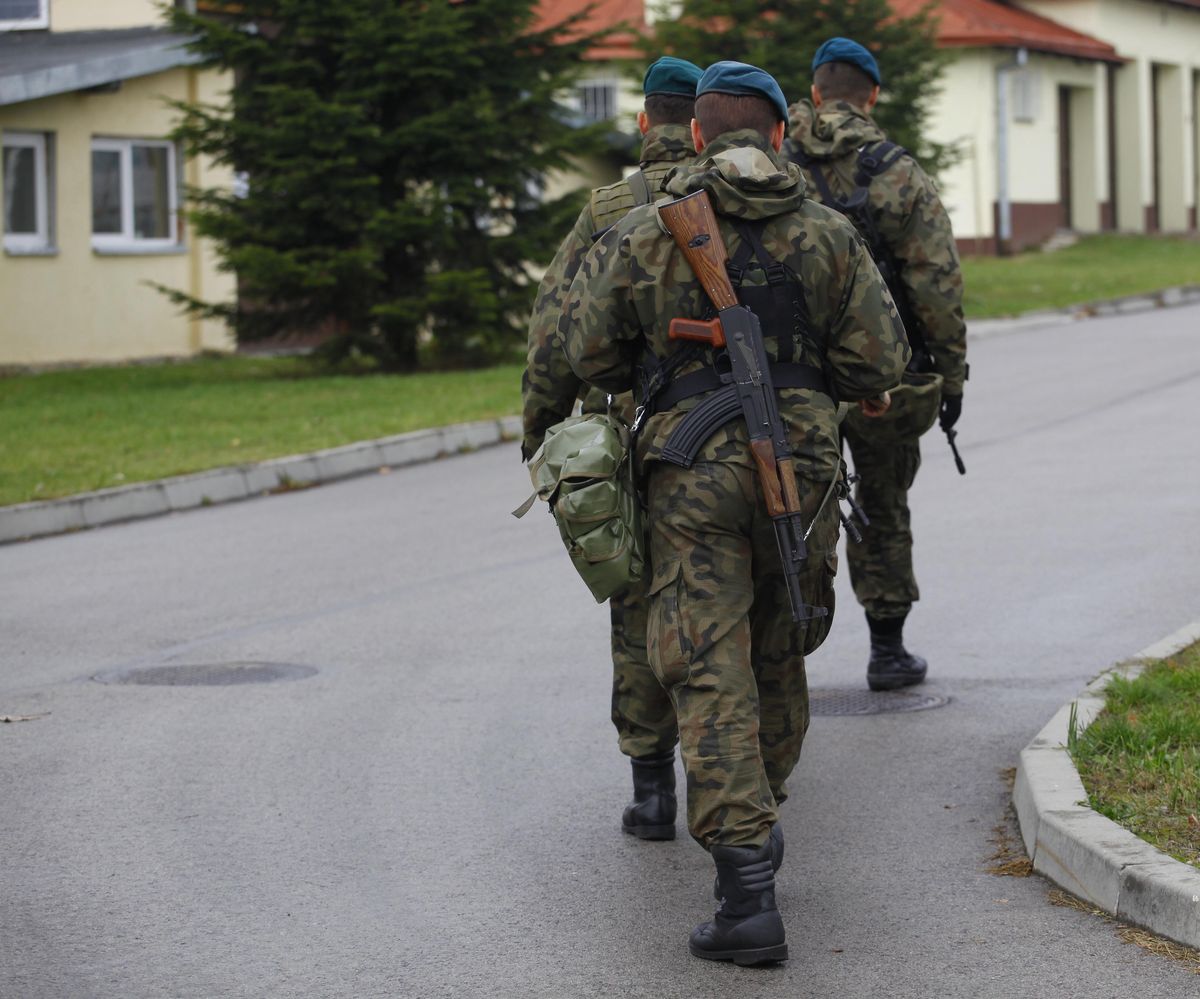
<box><xmin>0</xmin><ymin>0</ymin><xmax>234</xmax><ymax>365</ymax></box>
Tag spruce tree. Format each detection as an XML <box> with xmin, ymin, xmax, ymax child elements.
<box><xmin>165</xmin><ymin>0</ymin><xmax>605</xmax><ymax>369</ymax></box>
<box><xmin>648</xmin><ymin>0</ymin><xmax>953</xmax><ymax>173</ymax></box>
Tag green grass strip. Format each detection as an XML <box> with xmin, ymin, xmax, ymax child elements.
<box><xmin>1072</xmin><ymin>641</ymin><xmax>1200</xmax><ymax>868</ymax></box>
<box><xmin>0</xmin><ymin>356</ymin><xmax>523</xmax><ymax>506</ymax></box>
<box><xmin>961</xmin><ymin>234</ymin><xmax>1200</xmax><ymax>317</ymax></box>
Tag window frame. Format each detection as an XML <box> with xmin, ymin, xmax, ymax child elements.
<box><xmin>0</xmin><ymin>0</ymin><xmax>49</xmax><ymax>31</ymax></box>
<box><xmin>578</xmin><ymin>79</ymin><xmax>619</xmax><ymax>123</ymax></box>
<box><xmin>90</xmin><ymin>137</ymin><xmax>181</xmax><ymax>252</ymax></box>
<box><xmin>3</xmin><ymin>131</ymin><xmax>51</xmax><ymax>253</ymax></box>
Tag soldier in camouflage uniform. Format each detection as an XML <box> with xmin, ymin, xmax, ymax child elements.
<box><xmin>522</xmin><ymin>57</ymin><xmax>703</xmax><ymax>841</ymax></box>
<box><xmin>561</xmin><ymin>62</ymin><xmax>908</xmax><ymax>965</ymax></box>
<box><xmin>785</xmin><ymin>38</ymin><xmax>968</xmax><ymax>692</ymax></box>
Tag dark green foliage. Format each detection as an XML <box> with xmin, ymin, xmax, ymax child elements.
<box><xmin>164</xmin><ymin>0</ymin><xmax>605</xmax><ymax>369</ymax></box>
<box><xmin>647</xmin><ymin>0</ymin><xmax>955</xmax><ymax>174</ymax></box>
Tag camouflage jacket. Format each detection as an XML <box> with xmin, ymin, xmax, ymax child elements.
<box><xmin>786</xmin><ymin>100</ymin><xmax>967</xmax><ymax>396</ymax></box>
<box><xmin>521</xmin><ymin>123</ymin><xmax>695</xmax><ymax>460</ymax></box>
<box><xmin>561</xmin><ymin>130</ymin><xmax>909</xmax><ymax>482</ymax></box>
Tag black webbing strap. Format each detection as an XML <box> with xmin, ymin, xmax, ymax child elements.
<box><xmin>658</xmin><ymin>364</ymin><xmax>831</xmax><ymax>468</ymax></box>
<box><xmin>732</xmin><ymin>220</ymin><xmax>794</xmax><ymax>362</ymax></box>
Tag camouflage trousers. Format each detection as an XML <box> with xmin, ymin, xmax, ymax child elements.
<box><xmin>644</xmin><ymin>459</ymin><xmax>840</xmax><ymax>850</ymax></box>
<box><xmin>842</xmin><ymin>412</ymin><xmax>922</xmax><ymax>621</ymax></box>
<box><xmin>580</xmin><ymin>390</ymin><xmax>679</xmax><ymax>759</ymax></box>
<box><xmin>609</xmin><ymin>578</ymin><xmax>678</xmax><ymax>758</ymax></box>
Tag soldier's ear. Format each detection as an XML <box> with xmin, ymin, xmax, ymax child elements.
<box><xmin>690</xmin><ymin>117</ymin><xmax>706</xmax><ymax>153</ymax></box>
<box><xmin>637</xmin><ymin>110</ymin><xmax>650</xmax><ymax>136</ymax></box>
<box><xmin>811</xmin><ymin>84</ymin><xmax>822</xmax><ymax>108</ymax></box>
<box><xmin>770</xmin><ymin>119</ymin><xmax>785</xmax><ymax>152</ymax></box>
<box><xmin>866</xmin><ymin>85</ymin><xmax>880</xmax><ymax>110</ymax></box>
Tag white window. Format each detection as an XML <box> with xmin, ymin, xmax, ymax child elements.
<box><xmin>579</xmin><ymin>80</ymin><xmax>619</xmax><ymax>122</ymax></box>
<box><xmin>3</xmin><ymin>132</ymin><xmax>51</xmax><ymax>252</ymax></box>
<box><xmin>0</xmin><ymin>0</ymin><xmax>49</xmax><ymax>30</ymax></box>
<box><xmin>91</xmin><ymin>138</ymin><xmax>180</xmax><ymax>250</ymax></box>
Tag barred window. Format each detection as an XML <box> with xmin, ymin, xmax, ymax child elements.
<box><xmin>579</xmin><ymin>81</ymin><xmax>618</xmax><ymax>122</ymax></box>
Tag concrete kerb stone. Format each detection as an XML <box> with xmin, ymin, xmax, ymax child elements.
<box><xmin>967</xmin><ymin>284</ymin><xmax>1200</xmax><ymax>341</ymax></box>
<box><xmin>0</xmin><ymin>416</ymin><xmax>524</xmax><ymax>544</ymax></box>
<box><xmin>1012</xmin><ymin>620</ymin><xmax>1200</xmax><ymax>949</ymax></box>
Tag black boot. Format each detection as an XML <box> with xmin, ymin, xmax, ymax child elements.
<box><xmin>714</xmin><ymin>822</ymin><xmax>783</xmax><ymax>899</ymax></box>
<box><xmin>866</xmin><ymin>613</ymin><xmax>928</xmax><ymax>691</ymax></box>
<box><xmin>622</xmin><ymin>751</ymin><xmax>676</xmax><ymax>840</ymax></box>
<box><xmin>690</xmin><ymin>840</ymin><xmax>787</xmax><ymax>966</ymax></box>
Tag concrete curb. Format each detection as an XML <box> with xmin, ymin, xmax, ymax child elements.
<box><xmin>0</xmin><ymin>415</ymin><xmax>522</xmax><ymax>545</ymax></box>
<box><xmin>968</xmin><ymin>284</ymin><xmax>1200</xmax><ymax>340</ymax></box>
<box><xmin>1013</xmin><ymin>620</ymin><xmax>1200</xmax><ymax>950</ymax></box>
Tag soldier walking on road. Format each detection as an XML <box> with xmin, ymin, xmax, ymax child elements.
<box><xmin>561</xmin><ymin>61</ymin><xmax>908</xmax><ymax>964</ymax></box>
<box><xmin>785</xmin><ymin>37</ymin><xmax>969</xmax><ymax>692</ymax></box>
<box><xmin>521</xmin><ymin>57</ymin><xmax>703</xmax><ymax>840</ymax></box>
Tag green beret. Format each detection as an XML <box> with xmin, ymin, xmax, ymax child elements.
<box><xmin>696</xmin><ymin>60</ymin><xmax>788</xmax><ymax>123</ymax></box>
<box><xmin>643</xmin><ymin>56</ymin><xmax>703</xmax><ymax>98</ymax></box>
<box><xmin>812</xmin><ymin>37</ymin><xmax>882</xmax><ymax>86</ymax></box>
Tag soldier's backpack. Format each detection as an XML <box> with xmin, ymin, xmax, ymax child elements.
<box><xmin>513</xmin><ymin>413</ymin><xmax>645</xmax><ymax>603</ymax></box>
<box><xmin>789</xmin><ymin>140</ymin><xmax>943</xmax><ymax>439</ymax></box>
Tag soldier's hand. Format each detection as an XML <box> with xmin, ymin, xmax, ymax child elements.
<box><xmin>858</xmin><ymin>392</ymin><xmax>891</xmax><ymax>418</ymax></box>
<box><xmin>939</xmin><ymin>393</ymin><xmax>962</xmax><ymax>431</ymax></box>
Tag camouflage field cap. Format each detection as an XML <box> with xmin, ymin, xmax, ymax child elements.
<box><xmin>812</xmin><ymin>37</ymin><xmax>882</xmax><ymax>86</ymax></box>
<box><xmin>846</xmin><ymin>370</ymin><xmax>943</xmax><ymax>442</ymax></box>
<box><xmin>696</xmin><ymin>60</ymin><xmax>789</xmax><ymax>122</ymax></box>
<box><xmin>644</xmin><ymin>56</ymin><xmax>703</xmax><ymax>97</ymax></box>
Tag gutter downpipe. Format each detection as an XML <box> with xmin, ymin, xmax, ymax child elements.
<box><xmin>996</xmin><ymin>47</ymin><xmax>1029</xmax><ymax>255</ymax></box>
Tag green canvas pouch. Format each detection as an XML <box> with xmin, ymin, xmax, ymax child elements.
<box><xmin>513</xmin><ymin>413</ymin><xmax>645</xmax><ymax>602</ymax></box>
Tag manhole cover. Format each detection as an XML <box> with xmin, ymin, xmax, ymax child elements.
<box><xmin>93</xmin><ymin>662</ymin><xmax>318</xmax><ymax>686</ymax></box>
<box><xmin>809</xmin><ymin>687</ymin><xmax>949</xmax><ymax>716</ymax></box>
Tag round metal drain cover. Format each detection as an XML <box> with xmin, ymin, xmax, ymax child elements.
<box><xmin>94</xmin><ymin>661</ymin><xmax>317</xmax><ymax>686</ymax></box>
<box><xmin>810</xmin><ymin>687</ymin><xmax>949</xmax><ymax>716</ymax></box>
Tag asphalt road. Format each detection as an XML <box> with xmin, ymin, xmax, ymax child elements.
<box><xmin>4</xmin><ymin>304</ymin><xmax>1200</xmax><ymax>998</ymax></box>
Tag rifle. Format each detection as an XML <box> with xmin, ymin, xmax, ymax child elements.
<box><xmin>657</xmin><ymin>190</ymin><xmax>826</xmax><ymax>624</ymax></box>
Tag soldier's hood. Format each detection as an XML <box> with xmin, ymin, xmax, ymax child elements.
<box><xmin>787</xmin><ymin>99</ymin><xmax>884</xmax><ymax>160</ymax></box>
<box><xmin>639</xmin><ymin>123</ymin><xmax>694</xmax><ymax>166</ymax></box>
<box><xmin>663</xmin><ymin>130</ymin><xmax>807</xmax><ymax>220</ymax></box>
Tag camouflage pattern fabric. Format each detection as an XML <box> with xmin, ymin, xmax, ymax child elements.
<box><xmin>646</xmin><ymin>462</ymin><xmax>840</xmax><ymax>847</ymax></box>
<box><xmin>842</xmin><ymin>412</ymin><xmax>921</xmax><ymax>619</ymax></box>
<box><xmin>785</xmin><ymin>100</ymin><xmax>966</xmax><ymax>395</ymax></box>
<box><xmin>521</xmin><ymin>122</ymin><xmax>694</xmax><ymax>762</ymax></box>
<box><xmin>610</xmin><ymin>578</ymin><xmax>678</xmax><ymax>758</ymax></box>
<box><xmin>561</xmin><ymin>130</ymin><xmax>908</xmax><ymax>848</ymax></box>
<box><xmin>521</xmin><ymin>123</ymin><xmax>695</xmax><ymax>461</ymax></box>
<box><xmin>787</xmin><ymin>99</ymin><xmax>968</xmax><ymax>623</ymax></box>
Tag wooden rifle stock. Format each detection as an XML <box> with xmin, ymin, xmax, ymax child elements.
<box><xmin>658</xmin><ymin>192</ymin><xmax>740</xmax><ymax>311</ymax></box>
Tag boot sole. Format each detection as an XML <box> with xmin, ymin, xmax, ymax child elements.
<box><xmin>622</xmin><ymin>822</ymin><xmax>675</xmax><ymax>841</ymax></box>
<box><xmin>688</xmin><ymin>941</ymin><xmax>788</xmax><ymax>966</ymax></box>
<box><xmin>867</xmin><ymin>674</ymin><xmax>926</xmax><ymax>692</ymax></box>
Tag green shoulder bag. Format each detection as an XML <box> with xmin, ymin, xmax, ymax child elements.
<box><xmin>514</xmin><ymin>413</ymin><xmax>645</xmax><ymax>602</ymax></box>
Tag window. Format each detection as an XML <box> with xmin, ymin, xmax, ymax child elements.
<box><xmin>91</xmin><ymin>138</ymin><xmax>179</xmax><ymax>250</ymax></box>
<box><xmin>579</xmin><ymin>81</ymin><xmax>618</xmax><ymax>122</ymax></box>
<box><xmin>0</xmin><ymin>0</ymin><xmax>48</xmax><ymax>30</ymax></box>
<box><xmin>3</xmin><ymin>132</ymin><xmax>52</xmax><ymax>252</ymax></box>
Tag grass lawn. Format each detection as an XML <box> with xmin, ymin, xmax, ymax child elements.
<box><xmin>1072</xmin><ymin>641</ymin><xmax>1200</xmax><ymax>869</ymax></box>
<box><xmin>0</xmin><ymin>355</ymin><xmax>523</xmax><ymax>506</ymax></box>
<box><xmin>4</xmin><ymin>234</ymin><xmax>1199</xmax><ymax>507</ymax></box>
<box><xmin>962</xmin><ymin>234</ymin><xmax>1200</xmax><ymax>317</ymax></box>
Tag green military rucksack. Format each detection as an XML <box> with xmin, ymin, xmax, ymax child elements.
<box><xmin>513</xmin><ymin>413</ymin><xmax>645</xmax><ymax>603</ymax></box>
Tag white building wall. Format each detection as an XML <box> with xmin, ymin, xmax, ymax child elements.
<box><xmin>1019</xmin><ymin>0</ymin><xmax>1200</xmax><ymax>229</ymax></box>
<box><xmin>925</xmin><ymin>51</ymin><xmax>998</xmax><ymax>247</ymax></box>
